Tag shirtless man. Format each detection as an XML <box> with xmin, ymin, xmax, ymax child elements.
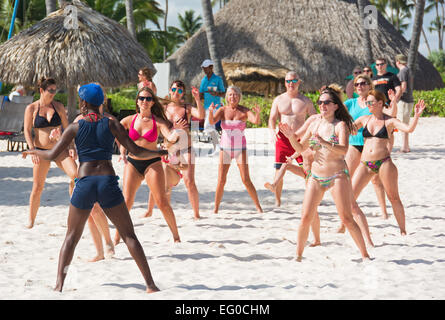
<box><xmin>268</xmin><ymin>71</ymin><xmax>317</xmax><ymax>206</ymax></box>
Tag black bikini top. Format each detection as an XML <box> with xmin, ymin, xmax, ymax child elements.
<box><xmin>34</xmin><ymin>103</ymin><xmax>62</xmax><ymax>128</ymax></box>
<box><xmin>362</xmin><ymin>116</ymin><xmax>389</xmax><ymax>139</ymax></box>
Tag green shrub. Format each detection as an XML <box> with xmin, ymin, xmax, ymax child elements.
<box><xmin>413</xmin><ymin>88</ymin><xmax>445</xmax><ymax>117</ymax></box>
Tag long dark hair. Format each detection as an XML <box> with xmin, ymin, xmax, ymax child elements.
<box><xmin>320</xmin><ymin>86</ymin><xmax>355</xmax><ymax>133</ymax></box>
<box><xmin>136</xmin><ymin>87</ymin><xmax>172</xmax><ymax>128</ymax></box>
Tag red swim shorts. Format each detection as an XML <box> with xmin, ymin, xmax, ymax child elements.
<box><xmin>275</xmin><ymin>131</ymin><xmax>303</xmax><ymax>169</ymax></box>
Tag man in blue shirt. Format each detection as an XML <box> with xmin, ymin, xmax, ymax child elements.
<box><xmin>199</xmin><ymin>59</ymin><xmax>225</xmax><ymax>154</ymax></box>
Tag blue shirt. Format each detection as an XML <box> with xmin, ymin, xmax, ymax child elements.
<box><xmin>345</xmin><ymin>98</ymin><xmax>372</xmax><ymax>146</ymax></box>
<box><xmin>199</xmin><ymin>73</ymin><xmax>225</xmax><ymax>110</ymax></box>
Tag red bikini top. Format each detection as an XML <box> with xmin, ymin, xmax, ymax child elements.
<box><xmin>128</xmin><ymin>114</ymin><xmax>158</xmax><ymax>142</ymax></box>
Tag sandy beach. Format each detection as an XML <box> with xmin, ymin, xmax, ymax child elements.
<box><xmin>1</xmin><ymin>117</ymin><xmax>444</xmax><ymax>300</ymax></box>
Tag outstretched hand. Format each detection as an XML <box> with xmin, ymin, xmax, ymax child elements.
<box><xmin>253</xmin><ymin>104</ymin><xmax>261</xmax><ymax>114</ymax></box>
<box><xmin>174</xmin><ymin>118</ymin><xmax>188</xmax><ymax>130</ymax></box>
<box><xmin>191</xmin><ymin>86</ymin><xmax>200</xmax><ymax>100</ymax></box>
<box><xmin>278</xmin><ymin>123</ymin><xmax>293</xmax><ymax>138</ymax></box>
<box><xmin>414</xmin><ymin>99</ymin><xmax>426</xmax><ymax>117</ymax></box>
<box><xmin>388</xmin><ymin>89</ymin><xmax>396</xmax><ymax>102</ymax></box>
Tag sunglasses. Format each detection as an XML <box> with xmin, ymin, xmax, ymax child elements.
<box><xmin>353</xmin><ymin>71</ymin><xmax>362</xmax><ymax>74</ymax></box>
<box><xmin>138</xmin><ymin>96</ymin><xmax>153</xmax><ymax>102</ymax></box>
<box><xmin>363</xmin><ymin>69</ymin><xmax>372</xmax><ymax>72</ymax></box>
<box><xmin>376</xmin><ymin>63</ymin><xmax>386</xmax><ymax>66</ymax></box>
<box><xmin>317</xmin><ymin>99</ymin><xmax>333</xmax><ymax>106</ymax></box>
<box><xmin>171</xmin><ymin>87</ymin><xmax>184</xmax><ymax>94</ymax></box>
<box><xmin>365</xmin><ymin>100</ymin><xmax>377</xmax><ymax>106</ymax></box>
<box><xmin>354</xmin><ymin>82</ymin><xmax>369</xmax><ymax>87</ymax></box>
<box><xmin>46</xmin><ymin>89</ymin><xmax>57</xmax><ymax>94</ymax></box>
<box><xmin>286</xmin><ymin>79</ymin><xmax>299</xmax><ymax>83</ymax></box>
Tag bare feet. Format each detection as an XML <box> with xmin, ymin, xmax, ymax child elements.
<box><xmin>256</xmin><ymin>207</ymin><xmax>263</xmax><ymax>213</ymax></box>
<box><xmin>89</xmin><ymin>255</ymin><xmax>105</xmax><ymax>262</ymax></box>
<box><xmin>401</xmin><ymin>229</ymin><xmax>407</xmax><ymax>236</ymax></box>
<box><xmin>174</xmin><ymin>237</ymin><xmax>181</xmax><ymax>243</ymax></box>
<box><xmin>26</xmin><ymin>220</ymin><xmax>34</xmax><ymax>229</ymax></box>
<box><xmin>142</xmin><ymin>210</ymin><xmax>153</xmax><ymax>218</ymax></box>
<box><xmin>296</xmin><ymin>256</ymin><xmax>303</xmax><ymax>262</ymax></box>
<box><xmin>309</xmin><ymin>241</ymin><xmax>321</xmax><ymax>247</ymax></box>
<box><xmin>382</xmin><ymin>213</ymin><xmax>389</xmax><ymax>220</ymax></box>
<box><xmin>400</xmin><ymin>148</ymin><xmax>410</xmax><ymax>153</ymax></box>
<box><xmin>193</xmin><ymin>215</ymin><xmax>201</xmax><ymax>220</ymax></box>
<box><xmin>264</xmin><ymin>182</ymin><xmax>276</xmax><ymax>194</ymax></box>
<box><xmin>337</xmin><ymin>224</ymin><xmax>346</xmax><ymax>233</ymax></box>
<box><xmin>146</xmin><ymin>285</ymin><xmax>160</xmax><ymax>293</ymax></box>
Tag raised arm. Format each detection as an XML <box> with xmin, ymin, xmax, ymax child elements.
<box><xmin>247</xmin><ymin>104</ymin><xmax>261</xmax><ymax>125</ymax></box>
<box><xmin>389</xmin><ymin>100</ymin><xmax>426</xmax><ymax>133</ymax></box>
<box><xmin>190</xmin><ymin>86</ymin><xmax>205</xmax><ymax>120</ymax></box>
<box><xmin>208</xmin><ymin>103</ymin><xmax>224</xmax><ymax>125</ymax></box>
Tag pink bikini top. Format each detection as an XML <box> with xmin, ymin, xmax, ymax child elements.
<box><xmin>128</xmin><ymin>114</ymin><xmax>158</xmax><ymax>142</ymax></box>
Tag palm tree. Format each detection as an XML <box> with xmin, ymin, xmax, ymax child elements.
<box><xmin>426</xmin><ymin>0</ymin><xmax>444</xmax><ymax>50</ymax></box>
<box><xmin>408</xmin><ymin>0</ymin><xmax>426</xmax><ymax>79</ymax></box>
<box><xmin>370</xmin><ymin>0</ymin><xmax>414</xmax><ymax>34</ymax></box>
<box><xmin>45</xmin><ymin>0</ymin><xmax>56</xmax><ymax>15</ymax></box>
<box><xmin>163</xmin><ymin>0</ymin><xmax>167</xmax><ymax>60</ymax></box>
<box><xmin>201</xmin><ymin>0</ymin><xmax>226</xmax><ymax>83</ymax></box>
<box><xmin>178</xmin><ymin>10</ymin><xmax>202</xmax><ymax>40</ymax></box>
<box><xmin>125</xmin><ymin>0</ymin><xmax>136</xmax><ymax>39</ymax></box>
<box><xmin>357</xmin><ymin>0</ymin><xmax>373</xmax><ymax>64</ymax></box>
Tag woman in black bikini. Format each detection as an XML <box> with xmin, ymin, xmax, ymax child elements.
<box><xmin>351</xmin><ymin>90</ymin><xmax>425</xmax><ymax>236</ymax></box>
<box><xmin>146</xmin><ymin>80</ymin><xmax>204</xmax><ymax>219</ymax></box>
<box><xmin>23</xmin><ymin>78</ymin><xmax>78</xmax><ymax>228</ymax></box>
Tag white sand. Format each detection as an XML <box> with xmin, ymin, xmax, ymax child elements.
<box><xmin>1</xmin><ymin>117</ymin><xmax>445</xmax><ymax>300</ymax></box>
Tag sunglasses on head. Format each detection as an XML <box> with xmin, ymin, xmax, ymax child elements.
<box><xmin>171</xmin><ymin>87</ymin><xmax>184</xmax><ymax>94</ymax></box>
<box><xmin>138</xmin><ymin>96</ymin><xmax>153</xmax><ymax>102</ymax></box>
<box><xmin>317</xmin><ymin>99</ymin><xmax>333</xmax><ymax>106</ymax></box>
<box><xmin>354</xmin><ymin>81</ymin><xmax>368</xmax><ymax>87</ymax></box>
<box><xmin>286</xmin><ymin>79</ymin><xmax>299</xmax><ymax>84</ymax></box>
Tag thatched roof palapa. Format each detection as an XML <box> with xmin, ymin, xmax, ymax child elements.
<box><xmin>0</xmin><ymin>0</ymin><xmax>156</xmax><ymax>120</ymax></box>
<box><xmin>167</xmin><ymin>0</ymin><xmax>443</xmax><ymax>94</ymax></box>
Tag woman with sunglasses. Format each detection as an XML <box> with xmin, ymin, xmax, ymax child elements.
<box><xmin>145</xmin><ymin>80</ymin><xmax>204</xmax><ymax>219</ymax></box>
<box><xmin>23</xmin><ymin>77</ymin><xmax>78</xmax><ymax>229</ymax></box>
<box><xmin>208</xmin><ymin>86</ymin><xmax>263</xmax><ymax>214</ymax></box>
<box><xmin>279</xmin><ymin>86</ymin><xmax>370</xmax><ymax>261</ymax></box>
<box><xmin>114</xmin><ymin>87</ymin><xmax>185</xmax><ymax>244</ymax></box>
<box><xmin>337</xmin><ymin>75</ymin><xmax>395</xmax><ymax>239</ymax></box>
<box><xmin>363</xmin><ymin>66</ymin><xmax>373</xmax><ymax>78</ymax></box>
<box><xmin>350</xmin><ymin>90</ymin><xmax>425</xmax><ymax>236</ymax></box>
<box><xmin>22</xmin><ymin>83</ymin><xmax>164</xmax><ymax>293</ymax></box>
<box><xmin>137</xmin><ymin>67</ymin><xmax>157</xmax><ymax>95</ymax></box>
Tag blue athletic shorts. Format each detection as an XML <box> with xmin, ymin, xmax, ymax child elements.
<box><xmin>70</xmin><ymin>175</ymin><xmax>124</xmax><ymax>210</ymax></box>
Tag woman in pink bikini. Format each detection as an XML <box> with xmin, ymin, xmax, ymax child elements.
<box><xmin>114</xmin><ymin>87</ymin><xmax>185</xmax><ymax>244</ymax></box>
<box><xmin>208</xmin><ymin>86</ymin><xmax>263</xmax><ymax>213</ymax></box>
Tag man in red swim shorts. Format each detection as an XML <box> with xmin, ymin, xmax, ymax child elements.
<box><xmin>268</xmin><ymin>71</ymin><xmax>317</xmax><ymax>206</ymax></box>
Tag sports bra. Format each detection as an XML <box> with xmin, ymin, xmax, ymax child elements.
<box><xmin>362</xmin><ymin>116</ymin><xmax>389</xmax><ymax>139</ymax></box>
<box><xmin>34</xmin><ymin>103</ymin><xmax>62</xmax><ymax>128</ymax></box>
<box><xmin>128</xmin><ymin>114</ymin><xmax>158</xmax><ymax>142</ymax></box>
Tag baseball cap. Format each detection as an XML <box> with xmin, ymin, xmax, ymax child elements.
<box><xmin>201</xmin><ymin>59</ymin><xmax>214</xmax><ymax>68</ymax></box>
<box><xmin>78</xmin><ymin>83</ymin><xmax>104</xmax><ymax>107</ymax></box>
<box><xmin>395</xmin><ymin>54</ymin><xmax>407</xmax><ymax>64</ymax></box>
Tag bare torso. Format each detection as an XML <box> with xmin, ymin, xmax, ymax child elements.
<box><xmin>274</xmin><ymin>92</ymin><xmax>315</xmax><ymax>131</ymax></box>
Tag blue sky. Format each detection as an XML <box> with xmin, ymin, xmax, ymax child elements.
<box><xmin>160</xmin><ymin>0</ymin><xmax>439</xmax><ymax>57</ymax></box>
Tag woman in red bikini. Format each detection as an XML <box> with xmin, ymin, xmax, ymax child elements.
<box><xmin>114</xmin><ymin>87</ymin><xmax>185</xmax><ymax>244</ymax></box>
<box><xmin>350</xmin><ymin>90</ymin><xmax>425</xmax><ymax>236</ymax></box>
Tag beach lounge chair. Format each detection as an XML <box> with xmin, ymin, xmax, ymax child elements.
<box><xmin>0</xmin><ymin>98</ymin><xmax>29</xmax><ymax>152</ymax></box>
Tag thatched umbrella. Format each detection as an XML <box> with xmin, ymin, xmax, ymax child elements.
<box><xmin>0</xmin><ymin>0</ymin><xmax>156</xmax><ymax>121</ymax></box>
<box><xmin>166</xmin><ymin>0</ymin><xmax>443</xmax><ymax>95</ymax></box>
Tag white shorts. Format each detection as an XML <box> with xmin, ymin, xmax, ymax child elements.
<box><xmin>397</xmin><ymin>101</ymin><xmax>414</xmax><ymax>124</ymax></box>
